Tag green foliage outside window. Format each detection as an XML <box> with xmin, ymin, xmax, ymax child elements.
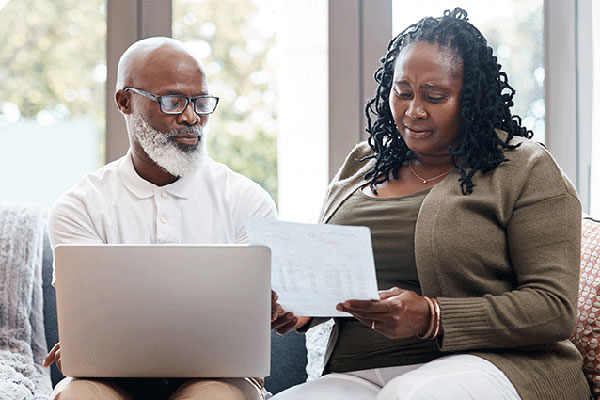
<box><xmin>483</xmin><ymin>0</ymin><xmax>545</xmax><ymax>139</ymax></box>
<box><xmin>0</xmin><ymin>0</ymin><xmax>278</xmax><ymax>201</ymax></box>
<box><xmin>0</xmin><ymin>0</ymin><xmax>106</xmax><ymax>161</ymax></box>
<box><xmin>173</xmin><ymin>0</ymin><xmax>278</xmax><ymax>200</ymax></box>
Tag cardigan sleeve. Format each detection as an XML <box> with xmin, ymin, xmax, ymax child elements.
<box><xmin>318</xmin><ymin>141</ymin><xmax>374</xmax><ymax>223</ymax></box>
<box><xmin>437</xmin><ymin>148</ymin><xmax>582</xmax><ymax>351</ymax></box>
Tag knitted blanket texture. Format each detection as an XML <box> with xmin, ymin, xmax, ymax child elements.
<box><xmin>0</xmin><ymin>202</ymin><xmax>52</xmax><ymax>399</ymax></box>
<box><xmin>305</xmin><ymin>320</ymin><xmax>332</xmax><ymax>381</ymax></box>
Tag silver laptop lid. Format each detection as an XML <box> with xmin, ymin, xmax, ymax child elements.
<box><xmin>54</xmin><ymin>244</ymin><xmax>271</xmax><ymax>378</ymax></box>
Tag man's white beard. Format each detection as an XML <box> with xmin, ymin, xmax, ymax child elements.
<box><xmin>132</xmin><ymin>113</ymin><xmax>206</xmax><ymax>177</ymax></box>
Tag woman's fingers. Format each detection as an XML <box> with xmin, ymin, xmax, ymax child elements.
<box><xmin>339</xmin><ymin>288</ymin><xmax>416</xmax><ymax>313</ymax></box>
<box><xmin>337</xmin><ymin>299</ymin><xmax>391</xmax><ymax>313</ymax></box>
<box><xmin>344</xmin><ymin>308</ymin><xmax>386</xmax><ymax>322</ymax></box>
<box><xmin>378</xmin><ymin>287</ymin><xmax>404</xmax><ymax>300</ymax></box>
<box><xmin>338</xmin><ymin>289</ymin><xmax>430</xmax><ymax>339</ymax></box>
<box><xmin>352</xmin><ymin>314</ymin><xmax>383</xmax><ymax>328</ymax></box>
<box><xmin>351</xmin><ymin>314</ymin><xmax>395</xmax><ymax>337</ymax></box>
<box><xmin>335</xmin><ymin>287</ymin><xmax>405</xmax><ymax>313</ymax></box>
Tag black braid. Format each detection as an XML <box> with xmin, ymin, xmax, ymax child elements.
<box><xmin>363</xmin><ymin>8</ymin><xmax>532</xmax><ymax>195</ymax></box>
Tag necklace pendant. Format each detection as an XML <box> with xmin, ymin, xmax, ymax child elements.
<box><xmin>408</xmin><ymin>160</ymin><xmax>453</xmax><ymax>185</ymax></box>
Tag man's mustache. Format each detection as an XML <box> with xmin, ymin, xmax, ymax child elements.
<box><xmin>164</xmin><ymin>127</ymin><xmax>203</xmax><ymax>137</ymax></box>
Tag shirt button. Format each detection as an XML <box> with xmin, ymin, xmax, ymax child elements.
<box><xmin>161</xmin><ymin>192</ymin><xmax>168</xmax><ymax>199</ymax></box>
<box><xmin>160</xmin><ymin>216</ymin><xmax>167</xmax><ymax>223</ymax></box>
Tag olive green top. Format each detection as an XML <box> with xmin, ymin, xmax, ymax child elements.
<box><xmin>327</xmin><ymin>187</ymin><xmax>442</xmax><ymax>372</ymax></box>
<box><xmin>303</xmin><ymin>131</ymin><xmax>590</xmax><ymax>399</ymax></box>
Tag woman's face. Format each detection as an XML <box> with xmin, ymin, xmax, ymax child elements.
<box><xmin>389</xmin><ymin>41</ymin><xmax>463</xmax><ymax>160</ymax></box>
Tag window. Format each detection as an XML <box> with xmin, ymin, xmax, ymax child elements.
<box><xmin>392</xmin><ymin>0</ymin><xmax>545</xmax><ymax>142</ymax></box>
<box><xmin>4</xmin><ymin>0</ymin><xmax>592</xmax><ymax>217</ymax></box>
<box><xmin>173</xmin><ymin>0</ymin><xmax>329</xmax><ymax>222</ymax></box>
<box><xmin>0</xmin><ymin>0</ymin><xmax>106</xmax><ymax>205</ymax></box>
<box><xmin>173</xmin><ymin>0</ymin><xmax>278</xmax><ymax>201</ymax></box>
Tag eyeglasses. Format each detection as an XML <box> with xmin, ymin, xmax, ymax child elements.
<box><xmin>123</xmin><ymin>87</ymin><xmax>219</xmax><ymax>115</ymax></box>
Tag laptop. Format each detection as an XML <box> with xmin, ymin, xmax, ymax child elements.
<box><xmin>53</xmin><ymin>244</ymin><xmax>271</xmax><ymax>378</ymax></box>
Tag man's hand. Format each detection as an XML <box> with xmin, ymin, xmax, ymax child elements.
<box><xmin>42</xmin><ymin>342</ymin><xmax>62</xmax><ymax>372</ymax></box>
<box><xmin>336</xmin><ymin>287</ymin><xmax>431</xmax><ymax>339</ymax></box>
<box><xmin>271</xmin><ymin>290</ymin><xmax>310</xmax><ymax>335</ymax></box>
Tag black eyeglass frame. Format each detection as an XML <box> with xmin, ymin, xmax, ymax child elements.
<box><xmin>123</xmin><ymin>87</ymin><xmax>219</xmax><ymax>115</ymax></box>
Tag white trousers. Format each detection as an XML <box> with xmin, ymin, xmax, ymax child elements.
<box><xmin>270</xmin><ymin>355</ymin><xmax>521</xmax><ymax>400</ymax></box>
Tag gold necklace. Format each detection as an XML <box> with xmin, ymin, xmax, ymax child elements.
<box><xmin>408</xmin><ymin>161</ymin><xmax>453</xmax><ymax>184</ymax></box>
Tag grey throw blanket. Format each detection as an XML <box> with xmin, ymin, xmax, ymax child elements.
<box><xmin>0</xmin><ymin>202</ymin><xmax>52</xmax><ymax>399</ymax></box>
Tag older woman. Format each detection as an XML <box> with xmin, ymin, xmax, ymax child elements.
<box><xmin>270</xmin><ymin>8</ymin><xmax>590</xmax><ymax>400</ymax></box>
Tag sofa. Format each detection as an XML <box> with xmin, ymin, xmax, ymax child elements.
<box><xmin>39</xmin><ymin>230</ymin><xmax>309</xmax><ymax>395</ymax></box>
<box><xmin>7</xmin><ymin>206</ymin><xmax>600</xmax><ymax>398</ymax></box>
<box><xmin>572</xmin><ymin>216</ymin><xmax>600</xmax><ymax>399</ymax></box>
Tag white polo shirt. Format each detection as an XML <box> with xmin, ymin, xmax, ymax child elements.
<box><xmin>48</xmin><ymin>151</ymin><xmax>277</xmax><ymax>248</ymax></box>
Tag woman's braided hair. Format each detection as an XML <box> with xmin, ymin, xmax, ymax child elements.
<box><xmin>363</xmin><ymin>7</ymin><xmax>532</xmax><ymax>195</ymax></box>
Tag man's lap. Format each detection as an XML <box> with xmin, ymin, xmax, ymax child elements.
<box><xmin>52</xmin><ymin>376</ymin><xmax>263</xmax><ymax>400</ymax></box>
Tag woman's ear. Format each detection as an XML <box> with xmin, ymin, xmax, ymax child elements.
<box><xmin>115</xmin><ymin>89</ymin><xmax>132</xmax><ymax>115</ymax></box>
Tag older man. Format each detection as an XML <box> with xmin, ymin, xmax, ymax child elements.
<box><xmin>42</xmin><ymin>37</ymin><xmax>276</xmax><ymax>400</ymax></box>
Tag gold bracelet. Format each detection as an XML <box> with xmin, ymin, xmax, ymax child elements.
<box><xmin>417</xmin><ymin>296</ymin><xmax>435</xmax><ymax>339</ymax></box>
<box><xmin>431</xmin><ymin>298</ymin><xmax>441</xmax><ymax>339</ymax></box>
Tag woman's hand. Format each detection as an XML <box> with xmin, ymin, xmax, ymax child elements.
<box><xmin>271</xmin><ymin>290</ymin><xmax>310</xmax><ymax>335</ymax></box>
<box><xmin>336</xmin><ymin>287</ymin><xmax>431</xmax><ymax>339</ymax></box>
<box><xmin>42</xmin><ymin>342</ymin><xmax>62</xmax><ymax>372</ymax></box>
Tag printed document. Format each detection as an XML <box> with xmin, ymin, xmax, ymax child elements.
<box><xmin>246</xmin><ymin>217</ymin><xmax>379</xmax><ymax>316</ymax></box>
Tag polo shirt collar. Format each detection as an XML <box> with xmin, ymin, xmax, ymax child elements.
<box><xmin>118</xmin><ymin>151</ymin><xmax>202</xmax><ymax>199</ymax></box>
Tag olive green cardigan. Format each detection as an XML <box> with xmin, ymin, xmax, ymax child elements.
<box><xmin>311</xmin><ymin>133</ymin><xmax>590</xmax><ymax>399</ymax></box>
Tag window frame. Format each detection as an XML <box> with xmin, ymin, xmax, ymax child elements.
<box><xmin>105</xmin><ymin>0</ymin><xmax>172</xmax><ymax>163</ymax></box>
<box><xmin>104</xmin><ymin>0</ymin><xmax>593</xmax><ymax>214</ymax></box>
<box><xmin>574</xmin><ymin>0</ymin><xmax>593</xmax><ymax>214</ymax></box>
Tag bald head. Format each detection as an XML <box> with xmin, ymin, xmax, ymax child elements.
<box><xmin>116</xmin><ymin>37</ymin><xmax>206</xmax><ymax>91</ymax></box>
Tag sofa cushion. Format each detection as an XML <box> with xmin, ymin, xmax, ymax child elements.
<box><xmin>265</xmin><ymin>331</ymin><xmax>307</xmax><ymax>394</ymax></box>
<box><xmin>571</xmin><ymin>217</ymin><xmax>600</xmax><ymax>397</ymax></box>
<box><xmin>41</xmin><ymin>231</ymin><xmax>64</xmax><ymax>387</ymax></box>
